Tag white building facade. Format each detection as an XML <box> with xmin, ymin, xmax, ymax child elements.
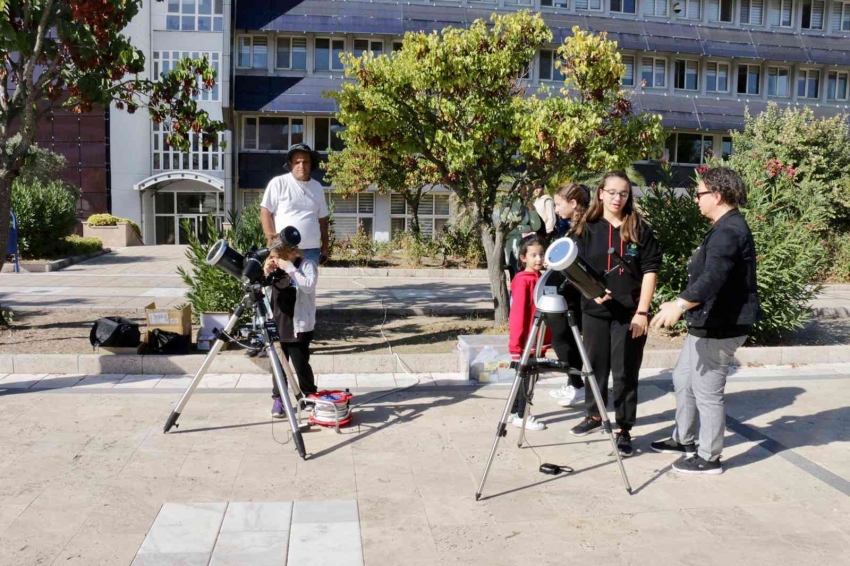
<box><xmin>110</xmin><ymin>0</ymin><xmax>233</xmax><ymax>245</ymax></box>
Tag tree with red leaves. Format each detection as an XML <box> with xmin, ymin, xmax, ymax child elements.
<box><xmin>0</xmin><ymin>0</ymin><xmax>226</xmax><ymax>268</ymax></box>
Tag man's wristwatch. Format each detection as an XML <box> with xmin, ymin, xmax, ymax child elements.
<box><xmin>675</xmin><ymin>298</ymin><xmax>688</xmax><ymax>312</ymax></box>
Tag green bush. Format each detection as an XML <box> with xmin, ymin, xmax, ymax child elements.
<box><xmin>826</xmin><ymin>234</ymin><xmax>850</xmax><ymax>282</ymax></box>
<box><xmin>640</xmin><ymin>162</ymin><xmax>708</xmax><ymax>320</ymax></box>
<box><xmin>56</xmin><ymin>235</ymin><xmax>103</xmax><ymax>257</ymax></box>
<box><xmin>11</xmin><ymin>179</ymin><xmax>79</xmax><ymax>258</ymax></box>
<box><xmin>392</xmin><ymin>230</ymin><xmax>440</xmax><ymax>267</ymax></box>
<box><xmin>438</xmin><ymin>218</ymin><xmax>485</xmax><ymax>267</ymax></box>
<box><xmin>178</xmin><ymin>209</ymin><xmax>266</xmax><ymax>322</ymax></box>
<box><xmin>86</xmin><ymin>213</ymin><xmax>142</xmax><ymax>238</ymax></box>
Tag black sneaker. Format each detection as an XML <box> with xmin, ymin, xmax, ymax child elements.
<box><xmin>673</xmin><ymin>455</ymin><xmax>723</xmax><ymax>475</ymax></box>
<box><xmin>650</xmin><ymin>438</ymin><xmax>696</xmax><ymax>457</ymax></box>
<box><xmin>570</xmin><ymin>417</ymin><xmax>602</xmax><ymax>437</ymax></box>
<box><xmin>616</xmin><ymin>431</ymin><xmax>634</xmax><ymax>457</ymax></box>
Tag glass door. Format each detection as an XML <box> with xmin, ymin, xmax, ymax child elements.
<box><xmin>178</xmin><ymin>216</ymin><xmax>198</xmax><ymax>245</ymax></box>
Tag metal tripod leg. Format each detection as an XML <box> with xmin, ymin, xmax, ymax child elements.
<box><xmin>518</xmin><ymin>321</ymin><xmax>547</xmax><ymax>448</ymax></box>
<box><xmin>568</xmin><ymin>314</ymin><xmax>632</xmax><ymax>494</ymax></box>
<box><xmin>260</xmin><ymin>315</ymin><xmax>307</xmax><ymax>460</ymax></box>
<box><xmin>475</xmin><ymin>314</ymin><xmax>544</xmax><ymax>501</ymax></box>
<box><xmin>163</xmin><ymin>301</ymin><xmax>246</xmax><ymax>433</ymax></box>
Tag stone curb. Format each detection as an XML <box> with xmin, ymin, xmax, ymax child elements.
<box><xmin>0</xmin><ymin>351</ymin><xmax>461</xmax><ymax>375</ymax></box>
<box><xmin>0</xmin><ymin>248</ymin><xmax>111</xmax><ymax>273</ymax></box>
<box><xmin>320</xmin><ymin>267</ymin><xmax>488</xmax><ymax>279</ymax></box>
<box><xmin>2</xmin><ymin>345</ymin><xmax>850</xmax><ymax>375</ymax></box>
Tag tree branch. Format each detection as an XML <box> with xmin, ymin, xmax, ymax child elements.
<box><xmin>22</xmin><ymin>0</ymin><xmax>55</xmax><ymax>93</ymax></box>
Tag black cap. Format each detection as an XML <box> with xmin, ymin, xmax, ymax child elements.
<box><xmin>286</xmin><ymin>143</ymin><xmax>321</xmax><ymax>172</ymax></box>
<box><xmin>280</xmin><ymin>226</ymin><xmax>301</xmax><ymax>247</ymax></box>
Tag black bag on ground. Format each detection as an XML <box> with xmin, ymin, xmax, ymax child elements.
<box><xmin>146</xmin><ymin>328</ymin><xmax>191</xmax><ymax>355</ymax></box>
<box><xmin>90</xmin><ymin>317</ymin><xmax>141</xmax><ymax>348</ymax></box>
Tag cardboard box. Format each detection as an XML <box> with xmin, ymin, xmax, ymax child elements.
<box><xmin>97</xmin><ymin>346</ymin><xmax>142</xmax><ymax>355</ymax></box>
<box><xmin>144</xmin><ymin>302</ymin><xmax>192</xmax><ymax>337</ymax></box>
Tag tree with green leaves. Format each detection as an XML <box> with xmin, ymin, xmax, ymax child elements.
<box><xmin>324</xmin><ymin>144</ymin><xmax>441</xmax><ymax>237</ymax></box>
<box><xmin>330</xmin><ymin>11</ymin><xmax>664</xmax><ymax>324</ymax></box>
<box><xmin>0</xmin><ymin>0</ymin><xmax>226</xmax><ymax>269</ymax></box>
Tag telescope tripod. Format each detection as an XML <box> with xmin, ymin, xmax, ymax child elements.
<box><xmin>475</xmin><ymin>309</ymin><xmax>632</xmax><ymax>500</ymax></box>
<box><xmin>162</xmin><ymin>282</ymin><xmax>307</xmax><ymax>459</ymax></box>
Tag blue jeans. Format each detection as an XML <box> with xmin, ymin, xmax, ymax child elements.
<box><xmin>302</xmin><ymin>248</ymin><xmax>321</xmax><ymax>265</ymax></box>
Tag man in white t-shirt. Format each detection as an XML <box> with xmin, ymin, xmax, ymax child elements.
<box><xmin>260</xmin><ymin>143</ymin><xmax>329</xmax><ymax>265</ymax></box>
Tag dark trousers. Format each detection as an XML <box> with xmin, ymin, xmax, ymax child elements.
<box><xmin>582</xmin><ymin>313</ymin><xmax>646</xmax><ymax>431</ymax></box>
<box><xmin>545</xmin><ymin>311</ymin><xmax>584</xmax><ymax>390</ymax></box>
<box><xmin>272</xmin><ymin>331</ymin><xmax>317</xmax><ymax>398</ymax></box>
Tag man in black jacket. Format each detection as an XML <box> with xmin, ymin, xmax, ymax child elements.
<box><xmin>650</xmin><ymin>167</ymin><xmax>762</xmax><ymax>475</ymax></box>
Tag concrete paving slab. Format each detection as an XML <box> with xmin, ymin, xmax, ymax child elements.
<box><xmin>220</xmin><ymin>501</ymin><xmax>293</xmax><ymax>533</ymax></box>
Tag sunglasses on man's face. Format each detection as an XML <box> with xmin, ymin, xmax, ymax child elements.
<box><xmin>695</xmin><ymin>190</ymin><xmax>715</xmax><ymax>201</ymax></box>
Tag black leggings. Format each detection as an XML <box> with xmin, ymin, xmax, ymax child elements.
<box><xmin>582</xmin><ymin>314</ymin><xmax>646</xmax><ymax>432</ymax></box>
<box><xmin>545</xmin><ymin>311</ymin><xmax>584</xmax><ymax>390</ymax></box>
<box><xmin>272</xmin><ymin>331</ymin><xmax>317</xmax><ymax>398</ymax></box>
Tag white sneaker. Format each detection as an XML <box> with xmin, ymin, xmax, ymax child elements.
<box><xmin>511</xmin><ymin>413</ymin><xmax>546</xmax><ymax>431</ymax></box>
<box><xmin>553</xmin><ymin>385</ymin><xmax>586</xmax><ymax>407</ymax></box>
<box><xmin>549</xmin><ymin>384</ymin><xmax>573</xmax><ymax>399</ymax></box>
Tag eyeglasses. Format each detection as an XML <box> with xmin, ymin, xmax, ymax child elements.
<box><xmin>695</xmin><ymin>191</ymin><xmax>715</xmax><ymax>200</ymax></box>
<box><xmin>602</xmin><ymin>189</ymin><xmax>630</xmax><ymax>200</ymax></box>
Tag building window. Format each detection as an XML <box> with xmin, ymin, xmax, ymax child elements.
<box><xmin>504</xmin><ymin>0</ymin><xmax>534</xmax><ymax>5</ymax></box>
<box><xmin>737</xmin><ymin>64</ymin><xmax>761</xmax><ymax>95</ymax></box>
<box><xmin>842</xmin><ymin>2</ymin><xmax>850</xmax><ymax>31</ymax></box>
<box><xmin>621</xmin><ymin>55</ymin><xmax>635</xmax><ymax>86</ymax></box>
<box><xmin>392</xmin><ymin>41</ymin><xmax>404</xmax><ymax>52</ymax></box>
<box><xmin>827</xmin><ymin>71</ymin><xmax>849</xmax><ymax>101</ymax></box>
<box><xmin>641</xmin><ymin>57</ymin><xmax>667</xmax><ymax>88</ymax></box>
<box><xmin>674</xmin><ymin>60</ymin><xmax>699</xmax><ymax>91</ymax></box>
<box><xmin>154</xmin><ymin>192</ymin><xmax>224</xmax><ymax>245</ymax></box>
<box><xmin>540</xmin><ymin>0</ymin><xmax>570</xmax><ymax>6</ymax></box>
<box><xmin>769</xmin><ymin>0</ymin><xmax>794</xmax><ymax>26</ymax></box>
<box><xmin>354</xmin><ymin>39</ymin><xmax>384</xmax><ymax>58</ymax></box>
<box><xmin>242</xmin><ymin>190</ymin><xmax>263</xmax><ymax>208</ymax></box>
<box><xmin>707</xmin><ymin>0</ymin><xmax>734</xmax><ymax>21</ymax></box>
<box><xmin>539</xmin><ymin>50</ymin><xmax>565</xmax><ymax>82</ymax></box>
<box><xmin>797</xmin><ymin>69</ymin><xmax>820</xmax><ymax>99</ymax></box>
<box><xmin>390</xmin><ymin>193</ymin><xmax>451</xmax><ymax>240</ymax></box>
<box><xmin>665</xmin><ymin>133</ymin><xmax>714</xmax><ymax>165</ymax></box>
<box><xmin>166</xmin><ymin>0</ymin><xmax>223</xmax><ymax>32</ymax></box>
<box><xmin>242</xmin><ymin>116</ymin><xmax>304</xmax><ymax>151</ymax></box>
<box><xmin>152</xmin><ymin>122</ymin><xmax>224</xmax><ymax>171</ymax></box>
<box><xmin>645</xmin><ymin>0</ymin><xmax>668</xmax><ymax>16</ymax></box>
<box><xmin>682</xmin><ymin>0</ymin><xmax>702</xmax><ymax>19</ymax></box>
<box><xmin>315</xmin><ymin>38</ymin><xmax>345</xmax><ymax>71</ymax></box>
<box><xmin>153</xmin><ymin>51</ymin><xmax>220</xmax><ymax>101</ymax></box>
<box><xmin>741</xmin><ymin>0</ymin><xmax>765</xmax><ymax>24</ymax></box>
<box><xmin>706</xmin><ymin>62</ymin><xmax>730</xmax><ymax>93</ymax></box>
<box><xmin>314</xmin><ymin>117</ymin><xmax>345</xmax><ymax>152</ymax></box>
<box><xmin>721</xmin><ymin>136</ymin><xmax>733</xmax><ymax>160</ymax></box>
<box><xmin>610</xmin><ymin>0</ymin><xmax>636</xmax><ymax>13</ymax></box>
<box><xmin>237</xmin><ymin>36</ymin><xmax>267</xmax><ymax>69</ymax></box>
<box><xmin>574</xmin><ymin>0</ymin><xmax>603</xmax><ymax>10</ymax></box>
<box><xmin>276</xmin><ymin>37</ymin><xmax>307</xmax><ymax>70</ymax></box>
<box><xmin>767</xmin><ymin>66</ymin><xmax>791</xmax><ymax>97</ymax></box>
<box><xmin>801</xmin><ymin>0</ymin><xmax>825</xmax><ymax>28</ymax></box>
<box><xmin>327</xmin><ymin>192</ymin><xmax>375</xmax><ymax>238</ymax></box>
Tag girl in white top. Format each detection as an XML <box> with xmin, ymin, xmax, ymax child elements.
<box><xmin>264</xmin><ymin>242</ymin><xmax>319</xmax><ymax>416</ymax></box>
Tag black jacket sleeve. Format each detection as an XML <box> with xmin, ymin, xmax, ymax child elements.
<box><xmin>680</xmin><ymin>229</ymin><xmax>740</xmax><ymax>304</ymax></box>
<box><xmin>639</xmin><ymin>225</ymin><xmax>663</xmax><ymax>274</ymax></box>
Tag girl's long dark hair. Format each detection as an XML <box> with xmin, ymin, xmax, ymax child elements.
<box><xmin>555</xmin><ymin>182</ymin><xmax>590</xmax><ymax>235</ymax></box>
<box><xmin>517</xmin><ymin>234</ymin><xmax>543</xmax><ymax>270</ymax></box>
<box><xmin>574</xmin><ymin>171</ymin><xmax>643</xmax><ymax>244</ymax></box>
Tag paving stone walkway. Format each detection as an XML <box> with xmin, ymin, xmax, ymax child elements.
<box><xmin>0</xmin><ymin>364</ymin><xmax>848</xmax><ymax>565</ymax></box>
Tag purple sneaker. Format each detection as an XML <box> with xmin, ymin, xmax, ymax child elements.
<box><xmin>271</xmin><ymin>397</ymin><xmax>285</xmax><ymax>418</ymax></box>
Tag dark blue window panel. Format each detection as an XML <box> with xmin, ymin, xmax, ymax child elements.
<box><xmin>645</xmin><ymin>36</ymin><xmax>704</xmax><ymax>56</ymax></box>
<box><xmin>239</xmin><ymin>152</ymin><xmax>329</xmax><ymax>189</ymax></box>
<box><xmin>614</xmin><ymin>33</ymin><xmax>649</xmax><ymax>51</ymax></box>
<box><xmin>749</xmin><ymin>31</ymin><xmax>804</xmax><ymax>48</ymax></box>
<box><xmin>657</xmin><ymin>113</ymin><xmax>702</xmax><ymax>130</ymax></box>
<box><xmin>806</xmin><ymin>49</ymin><xmax>850</xmax><ymax>66</ymax></box>
<box><xmin>754</xmin><ymin>45</ymin><xmax>811</xmax><ymax>63</ymax></box>
<box><xmin>703</xmin><ymin>40</ymin><xmax>757</xmax><ymax>59</ymax></box>
<box><xmin>583</xmin><ymin>16</ymin><xmax>645</xmax><ymax>35</ymax></box>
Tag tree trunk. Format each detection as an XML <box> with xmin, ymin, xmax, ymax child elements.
<box><xmin>480</xmin><ymin>221</ymin><xmax>510</xmax><ymax>327</ymax></box>
<box><xmin>409</xmin><ymin>213</ymin><xmax>420</xmax><ymax>237</ymax></box>
<box><xmin>0</xmin><ymin>169</ymin><xmax>13</xmax><ymax>273</ymax></box>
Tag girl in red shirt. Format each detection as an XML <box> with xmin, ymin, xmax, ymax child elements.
<box><xmin>508</xmin><ymin>235</ymin><xmax>550</xmax><ymax>431</ymax></box>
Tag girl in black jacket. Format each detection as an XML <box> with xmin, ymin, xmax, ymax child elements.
<box><xmin>570</xmin><ymin>172</ymin><xmax>662</xmax><ymax>457</ymax></box>
<box><xmin>546</xmin><ymin>183</ymin><xmax>591</xmax><ymax>408</ymax></box>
